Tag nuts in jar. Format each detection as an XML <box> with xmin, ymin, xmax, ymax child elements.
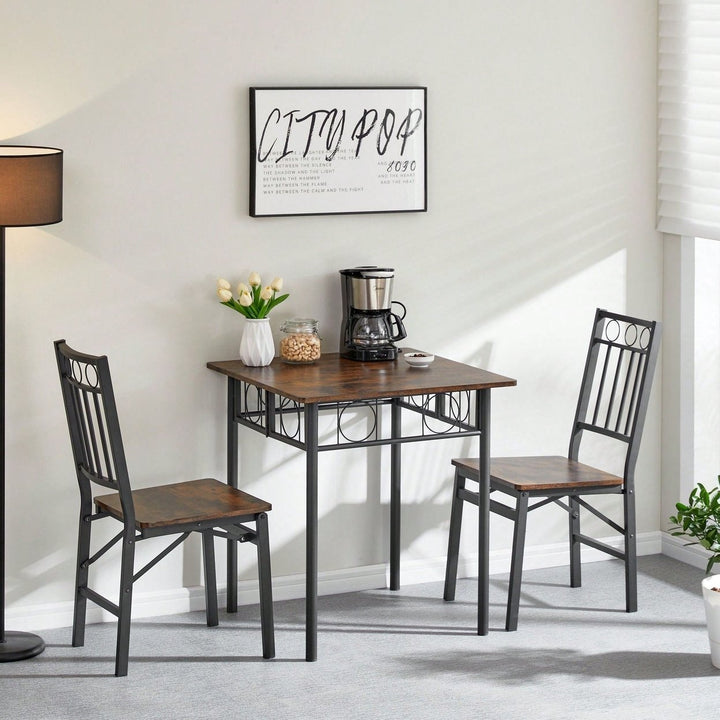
<box><xmin>279</xmin><ymin>318</ymin><xmax>321</xmax><ymax>364</ymax></box>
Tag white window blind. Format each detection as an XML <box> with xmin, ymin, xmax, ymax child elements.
<box><xmin>658</xmin><ymin>0</ymin><xmax>720</xmax><ymax>240</ymax></box>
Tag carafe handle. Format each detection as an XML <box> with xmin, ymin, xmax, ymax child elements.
<box><xmin>389</xmin><ymin>302</ymin><xmax>407</xmax><ymax>342</ymax></box>
<box><xmin>392</xmin><ymin>301</ymin><xmax>407</xmax><ymax>320</ymax></box>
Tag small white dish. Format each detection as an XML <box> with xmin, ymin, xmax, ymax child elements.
<box><xmin>404</xmin><ymin>352</ymin><xmax>434</xmax><ymax>368</ymax></box>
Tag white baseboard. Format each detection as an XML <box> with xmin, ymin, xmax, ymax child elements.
<box><xmin>5</xmin><ymin>564</ymin><xmax>388</xmax><ymax>633</ymax></box>
<box><xmin>661</xmin><ymin>530</ymin><xmax>713</xmax><ymax>571</ymax></box>
<box><xmin>398</xmin><ymin>530</ymin><xmax>662</xmax><ymax>586</ymax></box>
<box><xmin>5</xmin><ymin>531</ymin><xmax>663</xmax><ymax>633</ymax></box>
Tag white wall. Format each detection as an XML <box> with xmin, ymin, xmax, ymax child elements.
<box><xmin>1</xmin><ymin>0</ymin><xmax>661</xmax><ymax>627</ymax></box>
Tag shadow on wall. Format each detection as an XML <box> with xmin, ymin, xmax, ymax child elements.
<box><xmin>397</xmin><ymin>123</ymin><xmax>636</xmax><ymax>348</ymax></box>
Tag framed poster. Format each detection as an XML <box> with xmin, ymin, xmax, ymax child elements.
<box><xmin>249</xmin><ymin>86</ymin><xmax>427</xmax><ymax>217</ymax></box>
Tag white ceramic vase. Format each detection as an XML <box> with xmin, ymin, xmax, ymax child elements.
<box><xmin>702</xmin><ymin>574</ymin><xmax>720</xmax><ymax>669</ymax></box>
<box><xmin>239</xmin><ymin>318</ymin><xmax>275</xmax><ymax>367</ymax></box>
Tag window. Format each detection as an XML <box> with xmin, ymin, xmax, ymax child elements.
<box><xmin>659</xmin><ymin>2</ymin><xmax>720</xmax><ymax>494</ymax></box>
<box><xmin>658</xmin><ymin>1</ymin><xmax>720</xmax><ymax>241</ymax></box>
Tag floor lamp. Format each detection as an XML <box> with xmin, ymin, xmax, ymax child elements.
<box><xmin>0</xmin><ymin>146</ymin><xmax>63</xmax><ymax>661</ymax></box>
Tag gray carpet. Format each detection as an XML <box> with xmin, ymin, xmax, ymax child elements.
<box><xmin>0</xmin><ymin>555</ymin><xmax>717</xmax><ymax>720</ymax></box>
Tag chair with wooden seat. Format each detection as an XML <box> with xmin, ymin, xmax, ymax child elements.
<box><xmin>443</xmin><ymin>309</ymin><xmax>662</xmax><ymax>631</ymax></box>
<box><xmin>54</xmin><ymin>339</ymin><xmax>275</xmax><ymax>676</ymax></box>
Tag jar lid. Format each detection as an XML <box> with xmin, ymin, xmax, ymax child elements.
<box><xmin>280</xmin><ymin>317</ymin><xmax>318</xmax><ymax>332</ymax></box>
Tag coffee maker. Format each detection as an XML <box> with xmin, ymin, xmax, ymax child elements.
<box><xmin>339</xmin><ymin>267</ymin><xmax>407</xmax><ymax>361</ymax></box>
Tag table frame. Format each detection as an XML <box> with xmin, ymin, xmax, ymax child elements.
<box><xmin>208</xmin><ymin>352</ymin><xmax>515</xmax><ymax>660</ymax></box>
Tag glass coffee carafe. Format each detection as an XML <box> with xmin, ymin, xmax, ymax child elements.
<box><xmin>339</xmin><ymin>267</ymin><xmax>407</xmax><ymax>361</ymax></box>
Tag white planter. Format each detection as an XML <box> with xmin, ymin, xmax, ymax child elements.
<box><xmin>239</xmin><ymin>318</ymin><xmax>275</xmax><ymax>366</ymax></box>
<box><xmin>701</xmin><ymin>574</ymin><xmax>720</xmax><ymax>669</ymax></box>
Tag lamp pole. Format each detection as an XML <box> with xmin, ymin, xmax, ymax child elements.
<box><xmin>1</xmin><ymin>224</ymin><xmax>5</xmax><ymax>645</ymax></box>
<box><xmin>0</xmin><ymin>224</ymin><xmax>45</xmax><ymax>660</ymax></box>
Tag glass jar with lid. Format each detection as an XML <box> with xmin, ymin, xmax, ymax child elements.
<box><xmin>279</xmin><ymin>318</ymin><xmax>321</xmax><ymax>364</ymax></box>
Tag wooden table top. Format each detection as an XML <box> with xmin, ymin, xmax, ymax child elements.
<box><xmin>207</xmin><ymin>348</ymin><xmax>516</xmax><ymax>404</ymax></box>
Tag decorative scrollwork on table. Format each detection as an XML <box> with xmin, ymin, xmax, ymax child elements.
<box><xmin>234</xmin><ymin>383</ymin><xmax>266</xmax><ymax>430</ymax></box>
<box><xmin>403</xmin><ymin>391</ymin><xmax>473</xmax><ymax>435</ymax></box>
<box><xmin>277</xmin><ymin>396</ymin><xmax>302</xmax><ymax>441</ymax></box>
<box><xmin>336</xmin><ymin>400</ymin><xmax>379</xmax><ymax>444</ymax></box>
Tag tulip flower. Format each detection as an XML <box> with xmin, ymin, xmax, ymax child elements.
<box><xmin>215</xmin><ymin>271</ymin><xmax>289</xmax><ymax>318</ymax></box>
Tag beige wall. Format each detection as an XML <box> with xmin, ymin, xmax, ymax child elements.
<box><xmin>1</xmin><ymin>0</ymin><xmax>661</xmax><ymax>626</ymax></box>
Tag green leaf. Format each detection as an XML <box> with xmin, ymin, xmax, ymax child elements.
<box><xmin>221</xmin><ymin>300</ymin><xmax>249</xmax><ymax>318</ymax></box>
<box><xmin>266</xmin><ymin>293</ymin><xmax>289</xmax><ymax>312</ymax></box>
<box><xmin>670</xmin><ymin>479</ymin><xmax>720</xmax><ymax>565</ymax></box>
<box><xmin>256</xmin><ymin>300</ymin><xmax>270</xmax><ymax>319</ymax></box>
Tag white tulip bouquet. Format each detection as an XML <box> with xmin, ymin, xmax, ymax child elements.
<box><xmin>216</xmin><ymin>272</ymin><xmax>289</xmax><ymax>319</ymax></box>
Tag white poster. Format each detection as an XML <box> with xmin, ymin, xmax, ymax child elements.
<box><xmin>249</xmin><ymin>87</ymin><xmax>427</xmax><ymax>217</ymax></box>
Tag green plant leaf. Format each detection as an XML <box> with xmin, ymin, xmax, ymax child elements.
<box><xmin>670</xmin><ymin>478</ymin><xmax>720</xmax><ymax>568</ymax></box>
<box><xmin>266</xmin><ymin>293</ymin><xmax>289</xmax><ymax>312</ymax></box>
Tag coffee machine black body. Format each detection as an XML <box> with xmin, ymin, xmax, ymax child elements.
<box><xmin>339</xmin><ymin>267</ymin><xmax>407</xmax><ymax>361</ymax></box>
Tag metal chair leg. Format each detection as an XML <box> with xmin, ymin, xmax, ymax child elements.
<box><xmin>569</xmin><ymin>496</ymin><xmax>582</xmax><ymax>588</ymax></box>
<box><xmin>115</xmin><ymin>534</ymin><xmax>135</xmax><ymax>678</ymax></box>
<box><xmin>255</xmin><ymin>512</ymin><xmax>275</xmax><ymax>659</ymax></box>
<box><xmin>506</xmin><ymin>492</ymin><xmax>528</xmax><ymax>632</ymax></box>
<box><xmin>443</xmin><ymin>470</ymin><xmax>465</xmax><ymax>602</ymax></box>
<box><xmin>72</xmin><ymin>507</ymin><xmax>91</xmax><ymax>648</ymax></box>
<box><xmin>202</xmin><ymin>530</ymin><xmax>219</xmax><ymax>627</ymax></box>
<box><xmin>624</xmin><ymin>489</ymin><xmax>638</xmax><ymax>612</ymax></box>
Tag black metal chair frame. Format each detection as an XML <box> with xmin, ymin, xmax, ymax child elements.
<box><xmin>443</xmin><ymin>308</ymin><xmax>662</xmax><ymax>630</ymax></box>
<box><xmin>54</xmin><ymin>340</ymin><xmax>274</xmax><ymax>676</ymax></box>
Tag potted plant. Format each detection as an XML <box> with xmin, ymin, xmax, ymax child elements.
<box><xmin>670</xmin><ymin>476</ymin><xmax>720</xmax><ymax>669</ymax></box>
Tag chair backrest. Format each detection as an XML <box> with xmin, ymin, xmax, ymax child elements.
<box><xmin>568</xmin><ymin>309</ymin><xmax>662</xmax><ymax>483</ymax></box>
<box><xmin>54</xmin><ymin>340</ymin><xmax>135</xmax><ymax>524</ymax></box>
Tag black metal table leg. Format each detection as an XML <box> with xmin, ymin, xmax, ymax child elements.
<box><xmin>478</xmin><ymin>389</ymin><xmax>490</xmax><ymax>636</ymax></box>
<box><xmin>226</xmin><ymin>379</ymin><xmax>238</xmax><ymax>612</ymax></box>
<box><xmin>390</xmin><ymin>398</ymin><xmax>401</xmax><ymax>591</ymax></box>
<box><xmin>305</xmin><ymin>403</ymin><xmax>319</xmax><ymax>661</ymax></box>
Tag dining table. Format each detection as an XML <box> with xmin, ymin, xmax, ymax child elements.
<box><xmin>207</xmin><ymin>348</ymin><xmax>516</xmax><ymax>660</ymax></box>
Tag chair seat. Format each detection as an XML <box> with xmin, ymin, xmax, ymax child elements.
<box><xmin>452</xmin><ymin>455</ymin><xmax>624</xmax><ymax>493</ymax></box>
<box><xmin>95</xmin><ymin>478</ymin><xmax>272</xmax><ymax>529</ymax></box>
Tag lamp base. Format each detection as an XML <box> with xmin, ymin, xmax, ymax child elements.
<box><xmin>0</xmin><ymin>631</ymin><xmax>45</xmax><ymax>662</ymax></box>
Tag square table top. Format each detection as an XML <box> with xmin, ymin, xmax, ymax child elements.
<box><xmin>207</xmin><ymin>349</ymin><xmax>516</xmax><ymax>404</ymax></box>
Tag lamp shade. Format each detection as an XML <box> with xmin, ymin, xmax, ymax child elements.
<box><xmin>0</xmin><ymin>146</ymin><xmax>63</xmax><ymax>227</ymax></box>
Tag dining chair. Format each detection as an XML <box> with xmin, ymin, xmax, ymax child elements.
<box><xmin>54</xmin><ymin>340</ymin><xmax>275</xmax><ymax>676</ymax></box>
<box><xmin>443</xmin><ymin>308</ymin><xmax>662</xmax><ymax>631</ymax></box>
